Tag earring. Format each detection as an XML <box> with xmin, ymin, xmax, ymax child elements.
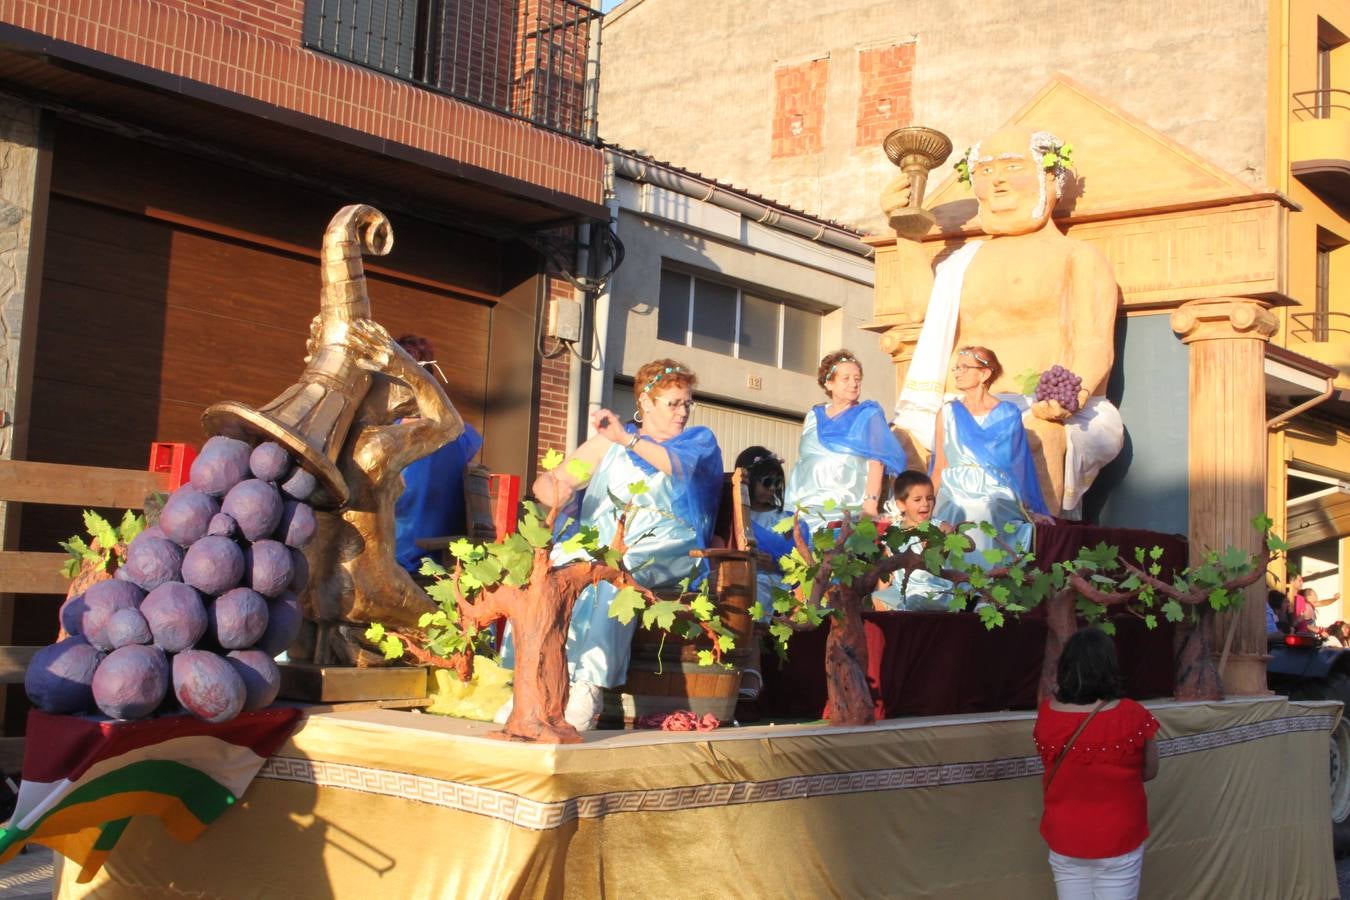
<box><xmin>634</xmin><ymin>408</ymin><xmax>644</xmax><ymax>424</ymax></box>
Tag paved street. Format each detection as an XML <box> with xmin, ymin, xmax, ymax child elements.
<box><xmin>0</xmin><ymin>845</ymin><xmax>52</xmax><ymax>899</ymax></box>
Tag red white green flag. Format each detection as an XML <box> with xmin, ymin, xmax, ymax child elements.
<box><xmin>0</xmin><ymin>708</ymin><xmax>299</xmax><ymax>882</ymax></box>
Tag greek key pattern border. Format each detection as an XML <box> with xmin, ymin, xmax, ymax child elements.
<box><xmin>256</xmin><ymin>713</ymin><xmax>1334</xmax><ymax>832</ymax></box>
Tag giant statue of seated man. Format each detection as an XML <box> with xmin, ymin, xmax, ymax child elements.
<box><xmin>881</xmin><ymin>126</ymin><xmax>1124</xmax><ymax>518</ymax></box>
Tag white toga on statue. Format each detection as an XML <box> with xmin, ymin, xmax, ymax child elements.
<box><xmin>891</xmin><ymin>242</ymin><xmax>1125</xmax><ymax>519</ymax></box>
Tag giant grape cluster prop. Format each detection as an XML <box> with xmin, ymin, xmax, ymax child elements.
<box><xmin>24</xmin><ymin>435</ymin><xmax>315</xmax><ymax>723</ymax></box>
<box><xmin>1033</xmin><ymin>365</ymin><xmax>1084</xmax><ymax>414</ymax></box>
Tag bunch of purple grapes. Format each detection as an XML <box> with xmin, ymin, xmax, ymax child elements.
<box><xmin>25</xmin><ymin>435</ymin><xmax>317</xmax><ymax>724</ymax></box>
<box><xmin>1034</xmin><ymin>365</ymin><xmax>1084</xmax><ymax>414</ymax></box>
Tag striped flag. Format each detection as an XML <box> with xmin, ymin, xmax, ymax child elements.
<box><xmin>0</xmin><ymin>708</ymin><xmax>299</xmax><ymax>883</ymax></box>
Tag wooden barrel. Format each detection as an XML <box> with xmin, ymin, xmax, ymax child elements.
<box><xmin>602</xmin><ymin>556</ymin><xmax>757</xmax><ymax>726</ymax></box>
<box><xmin>604</xmin><ymin>659</ymin><xmax>742</xmax><ymax>725</ymax></box>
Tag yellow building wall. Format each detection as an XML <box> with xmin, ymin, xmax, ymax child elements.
<box><xmin>1270</xmin><ymin>0</ymin><xmax>1350</xmax><ymax>612</ymax></box>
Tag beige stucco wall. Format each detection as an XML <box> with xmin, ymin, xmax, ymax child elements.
<box><xmin>599</xmin><ymin>0</ymin><xmax>1269</xmax><ymax>233</ymax></box>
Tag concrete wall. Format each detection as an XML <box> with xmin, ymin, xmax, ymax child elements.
<box><xmin>1087</xmin><ymin>313</ymin><xmax>1190</xmax><ymax>535</ymax></box>
<box><xmin>604</xmin><ymin>178</ymin><xmax>888</xmax><ymax>422</ymax></box>
<box><xmin>599</xmin><ymin>0</ymin><xmax>1269</xmax><ymax>233</ymax></box>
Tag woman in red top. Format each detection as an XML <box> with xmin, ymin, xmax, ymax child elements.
<box><xmin>1033</xmin><ymin>627</ymin><xmax>1160</xmax><ymax>899</ymax></box>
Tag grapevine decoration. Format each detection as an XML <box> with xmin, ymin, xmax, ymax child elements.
<box><xmin>26</xmin><ymin>435</ymin><xmax>314</xmax><ymax>724</ymax></box>
<box><xmin>58</xmin><ymin>509</ymin><xmax>146</xmax><ymax>591</ymax></box>
<box><xmin>763</xmin><ymin>504</ymin><xmax>1282</xmax><ymax>715</ymax></box>
<box><xmin>367</xmin><ymin>449</ymin><xmax>738</xmax><ymax>744</ymax></box>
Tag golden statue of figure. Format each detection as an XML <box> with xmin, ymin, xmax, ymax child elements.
<box><xmin>303</xmin><ymin>316</ymin><xmax>465</xmax><ymax>665</ymax></box>
<box><xmin>205</xmin><ymin>205</ymin><xmax>463</xmax><ymax>666</ymax></box>
<box><xmin>882</xmin><ymin>126</ymin><xmax>1124</xmax><ymax>517</ymax></box>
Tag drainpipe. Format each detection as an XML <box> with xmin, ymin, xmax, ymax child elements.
<box><xmin>1267</xmin><ymin>376</ymin><xmax>1336</xmax><ymax>430</ymax></box>
<box><xmin>565</xmin><ymin>221</ymin><xmax>590</xmax><ymax>452</ymax></box>
<box><xmin>587</xmin><ymin>193</ymin><xmax>619</xmax><ymax>428</ymax></box>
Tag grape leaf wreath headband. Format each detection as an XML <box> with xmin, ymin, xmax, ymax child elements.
<box><xmin>828</xmin><ymin>356</ymin><xmax>860</xmax><ymax>377</ymax></box>
<box><xmin>953</xmin><ymin>131</ymin><xmax>1074</xmax><ymax>219</ymax></box>
<box><xmin>641</xmin><ymin>365</ymin><xmax>689</xmax><ymax>395</ymax></box>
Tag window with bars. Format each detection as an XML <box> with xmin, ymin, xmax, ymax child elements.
<box><xmin>657</xmin><ymin>269</ymin><xmax>821</xmax><ymax>374</ymax></box>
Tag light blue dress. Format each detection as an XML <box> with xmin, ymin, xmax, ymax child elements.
<box><xmin>785</xmin><ymin>411</ymin><xmax>870</xmax><ymax>532</ymax></box>
<box><xmin>871</xmin><ymin>533</ymin><xmax>956</xmax><ymax>611</ymax></box>
<box><xmin>503</xmin><ymin>426</ymin><xmax>720</xmax><ymax>689</ymax></box>
<box><xmin>558</xmin><ymin>441</ymin><xmax>707</xmax><ymax>687</ymax></box>
<box><xmin>932</xmin><ymin>401</ymin><xmax>1045</xmax><ymax>563</ymax></box>
<box><xmin>749</xmin><ymin>508</ymin><xmax>795</xmax><ymax>620</ymax></box>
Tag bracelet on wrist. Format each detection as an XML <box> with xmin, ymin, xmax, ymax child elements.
<box><xmin>624</xmin><ymin>432</ymin><xmax>641</xmax><ymax>450</ymax></box>
<box><xmin>864</xmin><ymin>493</ymin><xmax>880</xmax><ymax>501</ymax></box>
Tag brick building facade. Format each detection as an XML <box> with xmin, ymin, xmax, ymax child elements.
<box><xmin>0</xmin><ymin>0</ymin><xmax>609</xmax><ymax>725</ymax></box>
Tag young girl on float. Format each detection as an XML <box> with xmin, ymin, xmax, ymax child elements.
<box><xmin>1034</xmin><ymin>627</ymin><xmax>1160</xmax><ymax>900</ymax></box>
<box><xmin>871</xmin><ymin>470</ymin><xmax>955</xmax><ymax>612</ymax></box>
<box><xmin>784</xmin><ymin>350</ymin><xmax>907</xmax><ymax>532</ymax></box>
<box><xmin>734</xmin><ymin>446</ymin><xmax>800</xmax><ymax>614</ymax></box>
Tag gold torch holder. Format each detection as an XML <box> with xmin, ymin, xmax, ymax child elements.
<box><xmin>883</xmin><ymin>125</ymin><xmax>953</xmax><ymax>241</ymax></box>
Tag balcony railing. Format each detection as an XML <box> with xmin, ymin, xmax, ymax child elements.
<box><xmin>1292</xmin><ymin>88</ymin><xmax>1350</xmax><ymax>121</ymax></box>
<box><xmin>302</xmin><ymin>0</ymin><xmax>602</xmax><ymax>142</ymax></box>
<box><xmin>1289</xmin><ymin>310</ymin><xmax>1350</xmax><ymax>344</ymax></box>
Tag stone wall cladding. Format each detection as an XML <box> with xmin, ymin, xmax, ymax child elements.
<box><xmin>0</xmin><ymin>0</ymin><xmax>603</xmax><ymax>206</ymax></box>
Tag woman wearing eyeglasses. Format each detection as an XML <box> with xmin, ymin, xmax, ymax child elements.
<box><xmin>784</xmin><ymin>349</ymin><xmax>907</xmax><ymax>531</ymax></box>
<box><xmin>932</xmin><ymin>345</ymin><xmax>1049</xmax><ymax>560</ymax></box>
<box><xmin>515</xmin><ymin>358</ymin><xmax>722</xmax><ymax>730</ymax></box>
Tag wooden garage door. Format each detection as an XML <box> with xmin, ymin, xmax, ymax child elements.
<box><xmin>29</xmin><ymin>195</ymin><xmax>492</xmax><ymax>473</ymax></box>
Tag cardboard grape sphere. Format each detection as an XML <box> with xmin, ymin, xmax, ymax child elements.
<box><xmin>221</xmin><ymin>479</ymin><xmax>284</xmax><ymax>542</ymax></box>
<box><xmin>120</xmin><ymin>533</ymin><xmax>185</xmax><ymax>592</ymax></box>
<box><xmin>92</xmin><ymin>644</ymin><xmax>169</xmax><ymax>720</ymax></box>
<box><xmin>159</xmin><ymin>487</ymin><xmax>221</xmax><ymax>547</ymax></box>
<box><xmin>181</xmin><ymin>535</ymin><xmax>245</xmax><ymax>596</ymax></box>
<box><xmin>189</xmin><ymin>435</ymin><xmax>252</xmax><ymax>497</ymax></box>
<box><xmin>81</xmin><ymin>580</ymin><xmax>147</xmax><ymax>651</ymax></box>
<box><xmin>141</xmin><ymin>582</ymin><xmax>209</xmax><ymax>652</ymax></box>
<box><xmin>25</xmin><ymin>636</ymin><xmax>101</xmax><ymax>714</ymax></box>
<box><xmin>173</xmin><ymin>650</ymin><xmax>247</xmax><ymax>723</ymax></box>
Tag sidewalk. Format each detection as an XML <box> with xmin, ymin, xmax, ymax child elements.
<box><xmin>0</xmin><ymin>845</ymin><xmax>53</xmax><ymax>899</ymax></box>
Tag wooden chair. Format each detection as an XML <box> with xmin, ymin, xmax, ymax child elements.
<box><xmin>0</xmin><ymin>458</ymin><xmax>170</xmax><ymax>770</ymax></box>
<box><xmin>414</xmin><ymin>466</ymin><xmax>522</xmax><ymax>561</ymax></box>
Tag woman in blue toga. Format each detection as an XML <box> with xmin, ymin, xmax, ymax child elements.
<box><xmin>931</xmin><ymin>346</ymin><xmax>1049</xmax><ymax>560</ymax></box>
<box><xmin>504</xmin><ymin>358</ymin><xmax>721</xmax><ymax>731</ymax></box>
<box><xmin>784</xmin><ymin>349</ymin><xmax>907</xmax><ymax>532</ymax></box>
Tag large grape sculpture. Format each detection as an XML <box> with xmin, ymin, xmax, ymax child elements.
<box><xmin>25</xmin><ymin>437</ymin><xmax>315</xmax><ymax>723</ymax></box>
<box><xmin>1034</xmin><ymin>365</ymin><xmax>1084</xmax><ymax>415</ymax></box>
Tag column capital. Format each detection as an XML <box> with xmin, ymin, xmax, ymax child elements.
<box><xmin>1170</xmin><ymin>297</ymin><xmax>1278</xmax><ymax>345</ymax></box>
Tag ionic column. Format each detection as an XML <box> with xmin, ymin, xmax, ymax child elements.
<box><xmin>1170</xmin><ymin>297</ymin><xmax>1278</xmax><ymax>696</ymax></box>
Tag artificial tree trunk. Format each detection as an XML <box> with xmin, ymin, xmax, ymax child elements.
<box><xmin>458</xmin><ymin>550</ymin><xmax>584</xmax><ymax>744</ymax></box>
<box><xmin>1174</xmin><ymin>608</ymin><xmax>1222</xmax><ymax>701</ymax></box>
<box><xmin>1039</xmin><ymin>588</ymin><xmax>1078</xmax><ymax>701</ymax></box>
<box><xmin>823</xmin><ymin>585</ymin><xmax>875</xmax><ymax>727</ymax></box>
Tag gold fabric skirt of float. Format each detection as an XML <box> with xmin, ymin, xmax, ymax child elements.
<box><xmin>56</xmin><ymin>697</ymin><xmax>1338</xmax><ymax>899</ymax></box>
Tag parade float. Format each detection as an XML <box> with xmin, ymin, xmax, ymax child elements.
<box><xmin>5</xmin><ymin>80</ymin><xmax>1340</xmax><ymax>899</ymax></box>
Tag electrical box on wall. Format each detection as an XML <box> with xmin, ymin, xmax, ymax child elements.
<box><xmin>547</xmin><ymin>297</ymin><xmax>582</xmax><ymax>343</ymax></box>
